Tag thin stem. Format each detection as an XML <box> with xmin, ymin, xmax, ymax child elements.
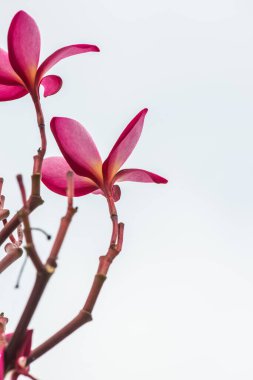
<box><xmin>28</xmin><ymin>311</ymin><xmax>92</xmax><ymax>364</ymax></box>
<box><xmin>0</xmin><ymin>245</ymin><xmax>23</xmax><ymax>274</ymax></box>
<box><xmin>46</xmin><ymin>172</ymin><xmax>77</xmax><ymax>269</ymax></box>
<box><xmin>107</xmin><ymin>195</ymin><xmax>118</xmax><ymax>247</ymax></box>
<box><xmin>0</xmin><ymin>190</ymin><xmax>17</xmax><ymax>246</ymax></box>
<box><xmin>5</xmin><ymin>270</ymin><xmax>50</xmax><ymax>370</ymax></box>
<box><xmin>33</xmin><ymin>97</ymin><xmax>46</xmax><ymax>174</ymax></box>
<box><xmin>15</xmin><ymin>255</ymin><xmax>28</xmax><ymax>289</ymax></box>
<box><xmin>0</xmin><ymin>175</ymin><xmax>44</xmax><ymax>247</ymax></box>
<box><xmin>28</xmin><ymin>197</ymin><xmax>124</xmax><ymax>364</ymax></box>
<box><xmin>16</xmin><ymin>175</ymin><xmax>44</xmax><ymax>272</ymax></box>
<box><xmin>31</xmin><ymin>228</ymin><xmax>51</xmax><ymax>240</ymax></box>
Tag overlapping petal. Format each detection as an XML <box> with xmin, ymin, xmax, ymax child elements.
<box><xmin>36</xmin><ymin>44</ymin><xmax>100</xmax><ymax>82</ymax></box>
<box><xmin>40</xmin><ymin>75</ymin><xmax>62</xmax><ymax>97</ymax></box>
<box><xmin>0</xmin><ymin>84</ymin><xmax>28</xmax><ymax>101</ymax></box>
<box><xmin>0</xmin><ymin>11</ymin><xmax>100</xmax><ymax>103</ymax></box>
<box><xmin>8</xmin><ymin>11</ymin><xmax>40</xmax><ymax>90</ymax></box>
<box><xmin>103</xmin><ymin>108</ymin><xmax>148</xmax><ymax>182</ymax></box>
<box><xmin>114</xmin><ymin>168</ymin><xmax>168</xmax><ymax>184</ymax></box>
<box><xmin>0</xmin><ymin>49</ymin><xmax>23</xmax><ymax>85</ymax></box>
<box><xmin>42</xmin><ymin>157</ymin><xmax>98</xmax><ymax>197</ymax></box>
<box><xmin>43</xmin><ymin>109</ymin><xmax>167</xmax><ymax>200</ymax></box>
<box><xmin>51</xmin><ymin>117</ymin><xmax>103</xmax><ymax>184</ymax></box>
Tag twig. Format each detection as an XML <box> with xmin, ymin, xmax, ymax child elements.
<box><xmin>30</xmin><ymin>228</ymin><xmax>51</xmax><ymax>240</ymax></box>
<box><xmin>16</xmin><ymin>175</ymin><xmax>44</xmax><ymax>273</ymax></box>
<box><xmin>0</xmin><ymin>174</ymin><xmax>44</xmax><ymax>247</ymax></box>
<box><xmin>46</xmin><ymin>172</ymin><xmax>77</xmax><ymax>270</ymax></box>
<box><xmin>0</xmin><ymin>245</ymin><xmax>23</xmax><ymax>274</ymax></box>
<box><xmin>15</xmin><ymin>255</ymin><xmax>28</xmax><ymax>289</ymax></box>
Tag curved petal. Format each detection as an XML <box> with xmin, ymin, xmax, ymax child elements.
<box><xmin>36</xmin><ymin>44</ymin><xmax>100</xmax><ymax>81</ymax></box>
<box><xmin>8</xmin><ymin>11</ymin><xmax>40</xmax><ymax>90</ymax></box>
<box><xmin>114</xmin><ymin>168</ymin><xmax>168</xmax><ymax>184</ymax></box>
<box><xmin>0</xmin><ymin>84</ymin><xmax>28</xmax><ymax>101</ymax></box>
<box><xmin>42</xmin><ymin>157</ymin><xmax>99</xmax><ymax>197</ymax></box>
<box><xmin>92</xmin><ymin>188</ymin><xmax>104</xmax><ymax>196</ymax></box>
<box><xmin>51</xmin><ymin>117</ymin><xmax>103</xmax><ymax>184</ymax></box>
<box><xmin>103</xmin><ymin>109</ymin><xmax>148</xmax><ymax>183</ymax></box>
<box><xmin>92</xmin><ymin>185</ymin><xmax>121</xmax><ymax>201</ymax></box>
<box><xmin>0</xmin><ymin>49</ymin><xmax>23</xmax><ymax>85</ymax></box>
<box><xmin>40</xmin><ymin>75</ymin><xmax>62</xmax><ymax>97</ymax></box>
<box><xmin>112</xmin><ymin>184</ymin><xmax>121</xmax><ymax>201</ymax></box>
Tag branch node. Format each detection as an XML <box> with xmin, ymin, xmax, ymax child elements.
<box><xmin>45</xmin><ymin>264</ymin><xmax>56</xmax><ymax>274</ymax></box>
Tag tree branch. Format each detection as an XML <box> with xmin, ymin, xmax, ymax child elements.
<box><xmin>5</xmin><ymin>173</ymin><xmax>76</xmax><ymax>371</ymax></box>
<box><xmin>0</xmin><ymin>245</ymin><xmax>23</xmax><ymax>274</ymax></box>
<box><xmin>0</xmin><ymin>174</ymin><xmax>43</xmax><ymax>248</ymax></box>
<box><xmin>28</xmin><ymin>197</ymin><xmax>124</xmax><ymax>364</ymax></box>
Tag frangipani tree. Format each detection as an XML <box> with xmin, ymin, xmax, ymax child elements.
<box><xmin>0</xmin><ymin>10</ymin><xmax>167</xmax><ymax>380</ymax></box>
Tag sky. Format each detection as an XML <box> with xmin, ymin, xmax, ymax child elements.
<box><xmin>1</xmin><ymin>0</ymin><xmax>253</xmax><ymax>379</ymax></box>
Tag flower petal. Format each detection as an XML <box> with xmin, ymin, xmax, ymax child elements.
<box><xmin>36</xmin><ymin>44</ymin><xmax>100</xmax><ymax>81</ymax></box>
<box><xmin>0</xmin><ymin>84</ymin><xmax>28</xmax><ymax>101</ymax></box>
<box><xmin>0</xmin><ymin>49</ymin><xmax>23</xmax><ymax>85</ymax></box>
<box><xmin>51</xmin><ymin>117</ymin><xmax>103</xmax><ymax>184</ymax></box>
<box><xmin>114</xmin><ymin>168</ymin><xmax>168</xmax><ymax>184</ymax></box>
<box><xmin>0</xmin><ymin>348</ymin><xmax>4</xmax><ymax>380</ymax></box>
<box><xmin>42</xmin><ymin>157</ymin><xmax>98</xmax><ymax>197</ymax></box>
<box><xmin>103</xmin><ymin>109</ymin><xmax>148</xmax><ymax>183</ymax></box>
<box><xmin>112</xmin><ymin>184</ymin><xmax>121</xmax><ymax>201</ymax></box>
<box><xmin>40</xmin><ymin>75</ymin><xmax>62</xmax><ymax>97</ymax></box>
<box><xmin>92</xmin><ymin>185</ymin><xmax>121</xmax><ymax>201</ymax></box>
<box><xmin>8</xmin><ymin>11</ymin><xmax>40</xmax><ymax>90</ymax></box>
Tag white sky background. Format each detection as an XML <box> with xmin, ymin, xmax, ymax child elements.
<box><xmin>1</xmin><ymin>0</ymin><xmax>253</xmax><ymax>379</ymax></box>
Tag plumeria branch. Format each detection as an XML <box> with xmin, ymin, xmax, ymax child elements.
<box><xmin>16</xmin><ymin>175</ymin><xmax>44</xmax><ymax>273</ymax></box>
<box><xmin>4</xmin><ymin>172</ymin><xmax>77</xmax><ymax>372</ymax></box>
<box><xmin>0</xmin><ymin>173</ymin><xmax>43</xmax><ymax>249</ymax></box>
<box><xmin>27</xmin><ymin>196</ymin><xmax>124</xmax><ymax>364</ymax></box>
<box><xmin>0</xmin><ymin>244</ymin><xmax>23</xmax><ymax>274</ymax></box>
<box><xmin>0</xmin><ymin>179</ymin><xmax>24</xmax><ymax>273</ymax></box>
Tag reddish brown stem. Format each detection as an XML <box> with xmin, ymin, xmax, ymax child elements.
<box><xmin>107</xmin><ymin>195</ymin><xmax>118</xmax><ymax>247</ymax></box>
<box><xmin>0</xmin><ymin>189</ymin><xmax>18</xmax><ymax>246</ymax></box>
<box><xmin>5</xmin><ymin>270</ymin><xmax>50</xmax><ymax>370</ymax></box>
<box><xmin>28</xmin><ymin>311</ymin><xmax>92</xmax><ymax>364</ymax></box>
<box><xmin>0</xmin><ymin>246</ymin><xmax>23</xmax><ymax>273</ymax></box>
<box><xmin>5</xmin><ymin>175</ymin><xmax>76</xmax><ymax>371</ymax></box>
<box><xmin>0</xmin><ymin>174</ymin><xmax>43</xmax><ymax>247</ymax></box>
<box><xmin>33</xmin><ymin>97</ymin><xmax>46</xmax><ymax>174</ymax></box>
<box><xmin>17</xmin><ymin>175</ymin><xmax>44</xmax><ymax>272</ymax></box>
<box><xmin>27</xmin><ymin>198</ymin><xmax>124</xmax><ymax>364</ymax></box>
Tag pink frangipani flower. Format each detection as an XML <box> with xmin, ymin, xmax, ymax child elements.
<box><xmin>42</xmin><ymin>109</ymin><xmax>168</xmax><ymax>202</ymax></box>
<box><xmin>0</xmin><ymin>11</ymin><xmax>99</xmax><ymax>102</ymax></box>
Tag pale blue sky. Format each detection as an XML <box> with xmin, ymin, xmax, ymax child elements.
<box><xmin>1</xmin><ymin>1</ymin><xmax>253</xmax><ymax>379</ymax></box>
